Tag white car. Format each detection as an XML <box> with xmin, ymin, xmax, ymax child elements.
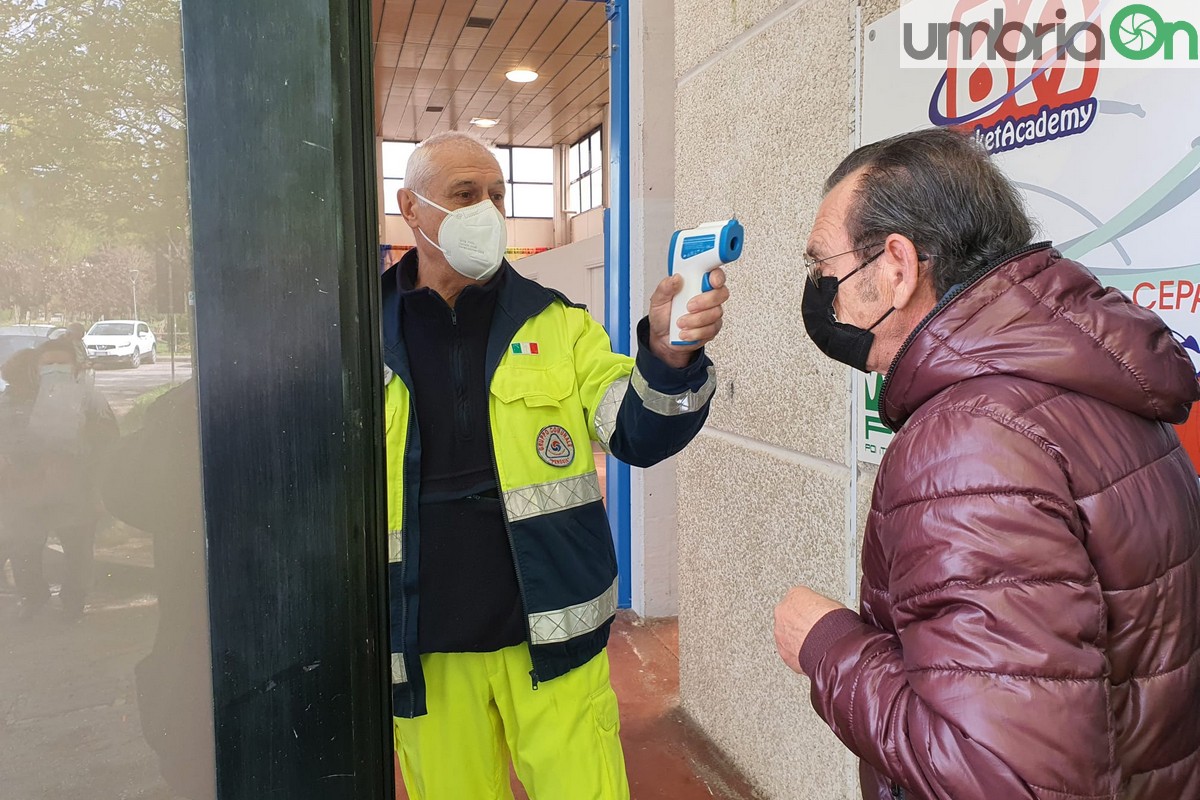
<box><xmin>84</xmin><ymin>320</ymin><xmax>157</xmax><ymax>368</ymax></box>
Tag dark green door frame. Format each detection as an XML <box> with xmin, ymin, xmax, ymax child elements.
<box><xmin>179</xmin><ymin>0</ymin><xmax>391</xmax><ymax>797</ymax></box>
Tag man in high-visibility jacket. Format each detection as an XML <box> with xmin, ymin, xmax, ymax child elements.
<box><xmin>384</xmin><ymin>132</ymin><xmax>728</xmax><ymax>799</ymax></box>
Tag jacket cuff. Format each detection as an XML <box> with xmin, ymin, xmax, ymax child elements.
<box><xmin>635</xmin><ymin>316</ymin><xmax>711</xmax><ymax>393</ymax></box>
<box><xmin>798</xmin><ymin>608</ymin><xmax>864</xmax><ymax>677</ymax></box>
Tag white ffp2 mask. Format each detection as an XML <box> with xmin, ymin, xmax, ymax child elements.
<box><xmin>413</xmin><ymin>193</ymin><xmax>507</xmax><ymax>281</ymax></box>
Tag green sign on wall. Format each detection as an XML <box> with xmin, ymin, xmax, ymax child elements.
<box><xmin>857</xmin><ymin>372</ymin><xmax>894</xmax><ymax>465</ymax></box>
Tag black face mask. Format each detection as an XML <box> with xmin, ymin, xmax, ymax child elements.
<box><xmin>801</xmin><ymin>275</ymin><xmax>895</xmax><ymax>373</ymax></box>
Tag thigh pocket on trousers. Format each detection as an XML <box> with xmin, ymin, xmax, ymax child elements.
<box><xmin>586</xmin><ymin>681</ymin><xmax>627</xmax><ymax>799</ymax></box>
<box><xmin>587</xmin><ymin>682</ymin><xmax>619</xmax><ymax>734</ymax></box>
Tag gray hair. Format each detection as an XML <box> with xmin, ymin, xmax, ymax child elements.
<box><xmin>825</xmin><ymin>127</ymin><xmax>1035</xmax><ymax>298</ymax></box>
<box><xmin>404</xmin><ymin>131</ymin><xmax>500</xmax><ymax>197</ymax></box>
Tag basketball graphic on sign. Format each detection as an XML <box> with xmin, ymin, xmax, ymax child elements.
<box><xmin>536</xmin><ymin>425</ymin><xmax>575</xmax><ymax>468</ymax></box>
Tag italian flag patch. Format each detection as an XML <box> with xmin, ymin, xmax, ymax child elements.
<box><xmin>511</xmin><ymin>341</ymin><xmax>539</xmax><ymax>355</ymax></box>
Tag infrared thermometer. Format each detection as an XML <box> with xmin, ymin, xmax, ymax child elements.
<box><xmin>667</xmin><ymin>218</ymin><xmax>744</xmax><ymax>345</ymax></box>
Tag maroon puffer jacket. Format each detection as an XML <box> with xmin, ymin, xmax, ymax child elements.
<box><xmin>801</xmin><ymin>247</ymin><xmax>1200</xmax><ymax>800</ymax></box>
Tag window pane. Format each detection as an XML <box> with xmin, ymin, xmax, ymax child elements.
<box><xmin>503</xmin><ymin>181</ymin><xmax>514</xmax><ymax>218</ymax></box>
<box><xmin>570</xmin><ymin>181</ymin><xmax>581</xmax><ymax>214</ymax></box>
<box><xmin>0</xmin><ymin>1</ymin><xmax>216</xmax><ymax>797</ymax></box>
<box><xmin>383</xmin><ymin>178</ymin><xmax>404</xmax><ymax>214</ymax></box>
<box><xmin>577</xmin><ymin>143</ymin><xmax>588</xmax><ymax>178</ymax></box>
<box><xmin>587</xmin><ymin>177</ymin><xmax>596</xmax><ymax>212</ymax></box>
<box><xmin>381</xmin><ymin>140</ymin><xmax>416</xmax><ymax>180</ymax></box>
<box><xmin>590</xmin><ymin>131</ymin><xmax>603</xmax><ymax>174</ymax></box>
<box><xmin>512</xmin><ymin>183</ymin><xmax>554</xmax><ymax>218</ymax></box>
<box><xmin>511</xmin><ymin>147</ymin><xmax>553</xmax><ymax>184</ymax></box>
<box><xmin>491</xmin><ymin>147</ymin><xmax>511</xmax><ymax>181</ymax></box>
<box><xmin>591</xmin><ymin>170</ymin><xmax>604</xmax><ymax>209</ymax></box>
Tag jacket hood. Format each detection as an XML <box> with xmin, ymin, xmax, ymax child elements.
<box><xmin>881</xmin><ymin>246</ymin><xmax>1200</xmax><ymax>430</ymax></box>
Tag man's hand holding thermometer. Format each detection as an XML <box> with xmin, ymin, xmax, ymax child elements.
<box><xmin>647</xmin><ymin>219</ymin><xmax>742</xmax><ymax>369</ymax></box>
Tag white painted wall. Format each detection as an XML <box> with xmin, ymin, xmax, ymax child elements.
<box><xmin>505</xmin><ymin>219</ymin><xmax>556</xmax><ymax>252</ymax></box>
<box><xmin>569</xmin><ymin>207</ymin><xmax>606</xmax><ymax>242</ymax></box>
<box><xmin>512</xmin><ymin>234</ymin><xmax>605</xmax><ymax>324</ymax></box>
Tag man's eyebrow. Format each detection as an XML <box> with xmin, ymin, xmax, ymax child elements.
<box><xmin>449</xmin><ymin>178</ymin><xmax>480</xmax><ymax>189</ymax></box>
<box><xmin>805</xmin><ymin>244</ymin><xmax>824</xmax><ymax>260</ymax></box>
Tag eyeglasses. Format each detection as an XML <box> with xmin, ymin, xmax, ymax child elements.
<box><xmin>804</xmin><ymin>244</ymin><xmax>885</xmax><ymax>286</ymax></box>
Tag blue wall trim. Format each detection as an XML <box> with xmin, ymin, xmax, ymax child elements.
<box><xmin>604</xmin><ymin>0</ymin><xmax>632</xmax><ymax>610</ymax></box>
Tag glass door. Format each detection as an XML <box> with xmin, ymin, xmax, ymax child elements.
<box><xmin>1</xmin><ymin>0</ymin><xmax>390</xmax><ymax>797</ymax></box>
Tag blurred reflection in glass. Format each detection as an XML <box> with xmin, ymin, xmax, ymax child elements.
<box><xmin>0</xmin><ymin>1</ymin><xmax>215</xmax><ymax>797</ymax></box>
<box><xmin>102</xmin><ymin>379</ymin><xmax>213</xmax><ymax>798</ymax></box>
<box><xmin>3</xmin><ymin>337</ymin><xmax>117</xmax><ymax>621</ymax></box>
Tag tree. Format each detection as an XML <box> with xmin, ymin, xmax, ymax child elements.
<box><xmin>0</xmin><ymin>239</ymin><xmax>51</xmax><ymax>321</ymax></box>
<box><xmin>57</xmin><ymin>245</ymin><xmax>156</xmax><ymax>320</ymax></box>
<box><xmin>0</xmin><ymin>0</ymin><xmax>191</xmax><ymax>311</ymax></box>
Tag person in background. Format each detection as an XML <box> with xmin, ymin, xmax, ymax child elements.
<box><xmin>63</xmin><ymin>322</ymin><xmax>90</xmax><ymax>370</ymax></box>
<box><xmin>4</xmin><ymin>337</ymin><xmax>117</xmax><ymax>620</ymax></box>
<box><xmin>774</xmin><ymin>127</ymin><xmax>1200</xmax><ymax>799</ymax></box>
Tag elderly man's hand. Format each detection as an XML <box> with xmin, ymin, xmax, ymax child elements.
<box><xmin>774</xmin><ymin>586</ymin><xmax>846</xmax><ymax>675</ymax></box>
<box><xmin>648</xmin><ymin>268</ymin><xmax>729</xmax><ymax>369</ymax></box>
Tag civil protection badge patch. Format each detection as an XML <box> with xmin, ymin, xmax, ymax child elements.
<box><xmin>536</xmin><ymin>425</ymin><xmax>575</xmax><ymax>468</ymax></box>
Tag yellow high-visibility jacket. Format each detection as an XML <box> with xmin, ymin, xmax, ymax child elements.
<box><xmin>383</xmin><ymin>255</ymin><xmax>716</xmax><ymax>718</ymax></box>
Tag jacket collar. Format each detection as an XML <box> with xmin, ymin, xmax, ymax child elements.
<box><xmin>382</xmin><ymin>247</ymin><xmax>557</xmax><ymax>386</ymax></box>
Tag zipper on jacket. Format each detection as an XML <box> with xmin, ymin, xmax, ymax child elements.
<box><xmin>483</xmin><ymin>365</ymin><xmax>540</xmax><ymax>691</ymax></box>
<box><xmin>877</xmin><ymin>242</ymin><xmax>1052</xmax><ymax>429</ymax></box>
<box><xmin>448</xmin><ymin>308</ymin><xmax>472</xmax><ymax>438</ymax></box>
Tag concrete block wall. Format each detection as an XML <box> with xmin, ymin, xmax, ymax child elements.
<box><xmin>672</xmin><ymin>1</ymin><xmax>899</xmax><ymax>797</ymax></box>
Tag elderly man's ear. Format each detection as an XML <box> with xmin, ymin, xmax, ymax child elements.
<box><xmin>882</xmin><ymin>234</ymin><xmax>925</xmax><ymax>310</ymax></box>
<box><xmin>398</xmin><ymin>188</ymin><xmax>420</xmax><ymax>224</ymax></box>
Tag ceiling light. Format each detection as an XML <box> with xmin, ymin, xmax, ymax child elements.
<box><xmin>470</xmin><ymin>117</ymin><xmax>499</xmax><ymax>128</ymax></box>
<box><xmin>505</xmin><ymin>69</ymin><xmax>539</xmax><ymax>83</ymax></box>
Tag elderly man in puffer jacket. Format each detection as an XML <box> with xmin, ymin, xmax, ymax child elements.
<box><xmin>774</xmin><ymin>127</ymin><xmax>1200</xmax><ymax>800</ymax></box>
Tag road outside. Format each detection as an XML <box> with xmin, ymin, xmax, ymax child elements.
<box><xmin>94</xmin><ymin>356</ymin><xmax>194</xmax><ymax>416</ymax></box>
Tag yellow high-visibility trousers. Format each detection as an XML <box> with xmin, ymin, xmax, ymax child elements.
<box><xmin>394</xmin><ymin>644</ymin><xmax>629</xmax><ymax>800</ymax></box>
